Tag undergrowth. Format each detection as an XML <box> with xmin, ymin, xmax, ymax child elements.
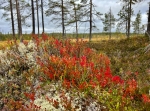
<box><xmin>0</xmin><ymin>34</ymin><xmax>150</xmax><ymax>110</ymax></box>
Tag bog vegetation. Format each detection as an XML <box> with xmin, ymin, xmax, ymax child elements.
<box><xmin>0</xmin><ymin>0</ymin><xmax>150</xmax><ymax>110</ymax></box>
<box><xmin>0</xmin><ymin>33</ymin><xmax>150</xmax><ymax>110</ymax></box>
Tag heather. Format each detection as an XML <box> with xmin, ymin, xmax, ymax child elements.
<box><xmin>0</xmin><ymin>34</ymin><xmax>150</xmax><ymax>110</ymax></box>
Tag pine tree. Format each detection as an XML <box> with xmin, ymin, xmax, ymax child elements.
<box><xmin>119</xmin><ymin>0</ymin><xmax>141</xmax><ymax>38</ymax></box>
<box><xmin>0</xmin><ymin>0</ymin><xmax>32</xmax><ymax>40</ymax></box>
<box><xmin>102</xmin><ymin>8</ymin><xmax>115</xmax><ymax>39</ymax></box>
<box><xmin>10</xmin><ymin>0</ymin><xmax>15</xmax><ymax>39</ymax></box>
<box><xmin>45</xmin><ymin>0</ymin><xmax>69</xmax><ymax>38</ymax></box>
<box><xmin>80</xmin><ymin>0</ymin><xmax>102</xmax><ymax>42</ymax></box>
<box><xmin>15</xmin><ymin>0</ymin><xmax>22</xmax><ymax>42</ymax></box>
<box><xmin>36</xmin><ymin>0</ymin><xmax>40</xmax><ymax>37</ymax></box>
<box><xmin>0</xmin><ymin>0</ymin><xmax>16</xmax><ymax>38</ymax></box>
<box><xmin>31</xmin><ymin>0</ymin><xmax>35</xmax><ymax>34</ymax></box>
<box><xmin>41</xmin><ymin>0</ymin><xmax>45</xmax><ymax>33</ymax></box>
<box><xmin>140</xmin><ymin>25</ymin><xmax>145</xmax><ymax>34</ymax></box>
<box><xmin>132</xmin><ymin>10</ymin><xmax>142</xmax><ymax>34</ymax></box>
<box><xmin>66</xmin><ymin>0</ymin><xmax>87</xmax><ymax>40</ymax></box>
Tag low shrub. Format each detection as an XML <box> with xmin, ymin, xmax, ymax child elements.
<box><xmin>0</xmin><ymin>34</ymin><xmax>150</xmax><ymax>110</ymax></box>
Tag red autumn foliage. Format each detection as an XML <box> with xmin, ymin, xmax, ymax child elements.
<box><xmin>32</xmin><ymin>34</ymin><xmax>40</xmax><ymax>46</ymax></box>
<box><xmin>63</xmin><ymin>79</ymin><xmax>71</xmax><ymax>89</ymax></box>
<box><xmin>29</xmin><ymin>34</ymin><xmax>150</xmax><ymax>108</ymax></box>
<box><xmin>24</xmin><ymin>92</ymin><xmax>35</xmax><ymax>101</ymax></box>
<box><xmin>79</xmin><ymin>55</ymin><xmax>87</xmax><ymax>67</ymax></box>
<box><xmin>142</xmin><ymin>94</ymin><xmax>150</xmax><ymax>103</ymax></box>
<box><xmin>42</xmin><ymin>33</ymin><xmax>49</xmax><ymax>41</ymax></box>
<box><xmin>112</xmin><ymin>76</ymin><xmax>124</xmax><ymax>84</ymax></box>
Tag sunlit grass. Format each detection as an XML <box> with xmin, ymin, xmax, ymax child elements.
<box><xmin>0</xmin><ymin>41</ymin><xmax>9</xmax><ymax>49</ymax></box>
<box><xmin>0</xmin><ymin>33</ymin><xmax>144</xmax><ymax>49</ymax></box>
<box><xmin>70</xmin><ymin>34</ymin><xmax>144</xmax><ymax>42</ymax></box>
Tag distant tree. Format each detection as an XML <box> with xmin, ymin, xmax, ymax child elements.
<box><xmin>118</xmin><ymin>0</ymin><xmax>135</xmax><ymax>38</ymax></box>
<box><xmin>66</xmin><ymin>0</ymin><xmax>87</xmax><ymax>40</ymax></box>
<box><xmin>119</xmin><ymin>0</ymin><xmax>144</xmax><ymax>38</ymax></box>
<box><xmin>0</xmin><ymin>0</ymin><xmax>31</xmax><ymax>40</ymax></box>
<box><xmin>45</xmin><ymin>0</ymin><xmax>69</xmax><ymax>38</ymax></box>
<box><xmin>0</xmin><ymin>0</ymin><xmax>16</xmax><ymax>38</ymax></box>
<box><xmin>117</xmin><ymin>4</ymin><xmax>128</xmax><ymax>36</ymax></box>
<box><xmin>15</xmin><ymin>0</ymin><xmax>22</xmax><ymax>42</ymax></box>
<box><xmin>71</xmin><ymin>0</ymin><xmax>79</xmax><ymax>40</ymax></box>
<box><xmin>103</xmin><ymin>14</ymin><xmax>109</xmax><ymax>32</ymax></box>
<box><xmin>140</xmin><ymin>24</ymin><xmax>145</xmax><ymax>34</ymax></box>
<box><xmin>116</xmin><ymin>23</ymin><xmax>122</xmax><ymax>38</ymax></box>
<box><xmin>81</xmin><ymin>0</ymin><xmax>102</xmax><ymax>42</ymax></box>
<box><xmin>36</xmin><ymin>0</ymin><xmax>40</xmax><ymax>37</ymax></box>
<box><xmin>17</xmin><ymin>0</ymin><xmax>45</xmax><ymax>35</ymax></box>
<box><xmin>102</xmin><ymin>8</ymin><xmax>115</xmax><ymax>39</ymax></box>
<box><xmin>132</xmin><ymin>10</ymin><xmax>142</xmax><ymax>34</ymax></box>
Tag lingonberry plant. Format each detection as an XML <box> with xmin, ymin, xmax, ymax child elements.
<box><xmin>33</xmin><ymin>34</ymin><xmax>150</xmax><ymax>110</ymax></box>
<box><xmin>1</xmin><ymin>33</ymin><xmax>150</xmax><ymax>110</ymax></box>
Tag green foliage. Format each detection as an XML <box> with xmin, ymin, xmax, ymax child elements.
<box><xmin>0</xmin><ymin>0</ymin><xmax>31</xmax><ymax>26</ymax></box>
<box><xmin>102</xmin><ymin>8</ymin><xmax>115</xmax><ymax>32</ymax></box>
<box><xmin>117</xmin><ymin>3</ymin><xmax>134</xmax><ymax>33</ymax></box>
<box><xmin>45</xmin><ymin>0</ymin><xmax>69</xmax><ymax>27</ymax></box>
<box><xmin>132</xmin><ymin>10</ymin><xmax>142</xmax><ymax>34</ymax></box>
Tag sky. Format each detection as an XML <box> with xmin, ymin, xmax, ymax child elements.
<box><xmin>0</xmin><ymin>0</ymin><xmax>149</xmax><ymax>34</ymax></box>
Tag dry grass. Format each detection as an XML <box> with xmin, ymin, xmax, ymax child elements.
<box><xmin>0</xmin><ymin>41</ymin><xmax>9</xmax><ymax>49</ymax></box>
<box><xmin>70</xmin><ymin>34</ymin><xmax>127</xmax><ymax>42</ymax></box>
<box><xmin>0</xmin><ymin>34</ymin><xmax>143</xmax><ymax>49</ymax></box>
<box><xmin>0</xmin><ymin>40</ymin><xmax>21</xmax><ymax>49</ymax></box>
<box><xmin>70</xmin><ymin>34</ymin><xmax>145</xmax><ymax>42</ymax></box>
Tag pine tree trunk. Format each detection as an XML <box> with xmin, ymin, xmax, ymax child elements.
<box><xmin>109</xmin><ymin>8</ymin><xmax>111</xmax><ymax>40</ymax></box>
<box><xmin>147</xmin><ymin>3</ymin><xmax>150</xmax><ymax>33</ymax></box>
<box><xmin>31</xmin><ymin>0</ymin><xmax>35</xmax><ymax>34</ymax></box>
<box><xmin>41</xmin><ymin>0</ymin><xmax>44</xmax><ymax>33</ymax></box>
<box><xmin>126</xmin><ymin>20</ymin><xmax>128</xmax><ymax>36</ymax></box>
<box><xmin>16</xmin><ymin>0</ymin><xmax>22</xmax><ymax>42</ymax></box>
<box><xmin>89</xmin><ymin>0</ymin><xmax>92</xmax><ymax>42</ymax></box>
<box><xmin>127</xmin><ymin>1</ymin><xmax>132</xmax><ymax>39</ymax></box>
<box><xmin>61</xmin><ymin>0</ymin><xmax>65</xmax><ymax>38</ymax></box>
<box><xmin>36</xmin><ymin>0</ymin><xmax>39</xmax><ymax>37</ymax></box>
<box><xmin>10</xmin><ymin>0</ymin><xmax>15</xmax><ymax>39</ymax></box>
<box><xmin>74</xmin><ymin>3</ymin><xmax>78</xmax><ymax>41</ymax></box>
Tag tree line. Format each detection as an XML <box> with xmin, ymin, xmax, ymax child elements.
<box><xmin>0</xmin><ymin>0</ymin><xmax>149</xmax><ymax>42</ymax></box>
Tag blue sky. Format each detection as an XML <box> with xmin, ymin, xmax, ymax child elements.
<box><xmin>0</xmin><ymin>0</ymin><xmax>149</xmax><ymax>34</ymax></box>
